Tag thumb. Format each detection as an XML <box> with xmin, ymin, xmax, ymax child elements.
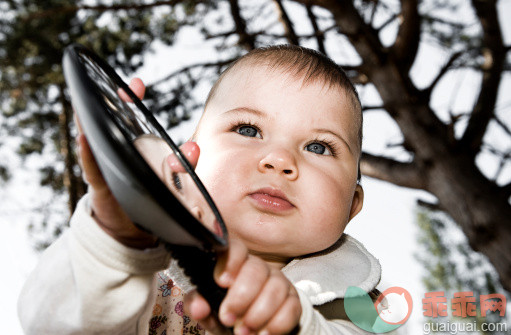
<box><xmin>166</xmin><ymin>141</ymin><xmax>200</xmax><ymax>172</ymax></box>
<box><xmin>118</xmin><ymin>77</ymin><xmax>146</xmax><ymax>102</ymax></box>
<box><xmin>184</xmin><ymin>290</ymin><xmax>231</xmax><ymax>334</ymax></box>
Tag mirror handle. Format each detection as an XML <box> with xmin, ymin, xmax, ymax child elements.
<box><xmin>169</xmin><ymin>245</ymin><xmax>232</xmax><ymax>334</ymax></box>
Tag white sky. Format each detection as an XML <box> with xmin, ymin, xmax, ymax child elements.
<box><xmin>2</xmin><ymin>1</ymin><xmax>511</xmax><ymax>334</ymax></box>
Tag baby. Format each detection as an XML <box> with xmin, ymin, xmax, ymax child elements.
<box><xmin>18</xmin><ymin>45</ymin><xmax>381</xmax><ymax>334</ymax></box>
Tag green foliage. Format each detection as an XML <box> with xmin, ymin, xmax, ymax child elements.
<box><xmin>0</xmin><ymin>164</ymin><xmax>10</xmax><ymax>182</ymax></box>
<box><xmin>17</xmin><ymin>136</ymin><xmax>44</xmax><ymax>155</ymax></box>
<box><xmin>416</xmin><ymin>211</ymin><xmax>460</xmax><ymax>292</ymax></box>
<box><xmin>415</xmin><ymin>209</ymin><xmax>509</xmax><ymax>334</ymax></box>
<box><xmin>39</xmin><ymin>166</ymin><xmax>64</xmax><ymax>192</ymax></box>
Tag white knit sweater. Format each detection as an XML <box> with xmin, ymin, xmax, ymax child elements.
<box><xmin>18</xmin><ymin>195</ymin><xmax>381</xmax><ymax>334</ymax></box>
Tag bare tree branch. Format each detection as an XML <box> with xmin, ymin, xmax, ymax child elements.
<box><xmin>391</xmin><ymin>0</ymin><xmax>421</xmax><ymax>72</ymax></box>
<box><xmin>296</xmin><ymin>0</ymin><xmax>386</xmax><ymax>66</ymax></box>
<box><xmin>305</xmin><ymin>4</ymin><xmax>326</xmax><ymax>54</ymax></box>
<box><xmin>460</xmin><ymin>0</ymin><xmax>506</xmax><ymax>154</ymax></box>
<box><xmin>148</xmin><ymin>59</ymin><xmax>237</xmax><ymax>87</ymax></box>
<box><xmin>228</xmin><ymin>0</ymin><xmax>256</xmax><ymax>50</ymax></box>
<box><xmin>369</xmin><ymin>0</ymin><xmax>380</xmax><ymax>25</ymax></box>
<box><xmin>494</xmin><ymin>115</ymin><xmax>511</xmax><ymax>137</ymax></box>
<box><xmin>274</xmin><ymin>0</ymin><xmax>300</xmax><ymax>45</ymax></box>
<box><xmin>204</xmin><ymin>30</ymin><xmax>238</xmax><ymax>40</ymax></box>
<box><xmin>23</xmin><ymin>0</ymin><xmax>185</xmax><ymax>21</ymax></box>
<box><xmin>376</xmin><ymin>13</ymin><xmax>399</xmax><ymax>31</ymax></box>
<box><xmin>493</xmin><ymin>154</ymin><xmax>509</xmax><ymax>182</ymax></box>
<box><xmin>422</xmin><ymin>14</ymin><xmax>469</xmax><ymax>30</ymax></box>
<box><xmin>360</xmin><ymin>152</ymin><xmax>426</xmax><ymax>189</ymax></box>
<box><xmin>204</xmin><ymin>24</ymin><xmax>338</xmax><ymax>45</ymax></box>
<box><xmin>480</xmin><ymin>143</ymin><xmax>511</xmax><ymax>182</ymax></box>
<box><xmin>417</xmin><ymin>199</ymin><xmax>443</xmax><ymax>211</ymax></box>
<box><xmin>502</xmin><ymin>182</ymin><xmax>511</xmax><ymax>198</ymax></box>
<box><xmin>362</xmin><ymin>105</ymin><xmax>385</xmax><ymax>112</ymax></box>
<box><xmin>349</xmin><ymin>73</ymin><xmax>371</xmax><ymax>85</ymax></box>
<box><xmin>423</xmin><ymin>51</ymin><xmax>464</xmax><ymax>98</ymax></box>
<box><xmin>341</xmin><ymin>65</ymin><xmax>368</xmax><ymax>84</ymax></box>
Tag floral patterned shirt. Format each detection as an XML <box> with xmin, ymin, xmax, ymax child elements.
<box><xmin>149</xmin><ymin>271</ymin><xmax>205</xmax><ymax>335</ymax></box>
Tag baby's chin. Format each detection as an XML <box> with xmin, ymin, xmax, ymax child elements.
<box><xmin>222</xmin><ymin>207</ymin><xmax>345</xmax><ymax>257</ymax></box>
<box><xmin>234</xmin><ymin>231</ymin><xmax>336</xmax><ymax>261</ymax></box>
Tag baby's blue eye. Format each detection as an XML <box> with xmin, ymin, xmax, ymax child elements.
<box><xmin>237</xmin><ymin>125</ymin><xmax>259</xmax><ymax>138</ymax></box>
<box><xmin>306</xmin><ymin>143</ymin><xmax>331</xmax><ymax>155</ymax></box>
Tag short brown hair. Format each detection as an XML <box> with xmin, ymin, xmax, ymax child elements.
<box><xmin>202</xmin><ymin>45</ymin><xmax>363</xmax><ymax>180</ymax></box>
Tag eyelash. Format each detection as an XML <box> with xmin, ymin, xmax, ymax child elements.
<box><xmin>307</xmin><ymin>137</ymin><xmax>339</xmax><ymax>157</ymax></box>
<box><xmin>228</xmin><ymin>119</ymin><xmax>262</xmax><ymax>136</ymax></box>
<box><xmin>228</xmin><ymin>119</ymin><xmax>338</xmax><ymax>157</ymax></box>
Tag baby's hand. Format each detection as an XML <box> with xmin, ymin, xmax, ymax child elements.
<box><xmin>185</xmin><ymin>240</ymin><xmax>302</xmax><ymax>334</ymax></box>
<box><xmin>76</xmin><ymin>131</ymin><xmax>157</xmax><ymax>249</ymax></box>
<box><xmin>76</xmin><ymin>78</ymin><xmax>156</xmax><ymax>249</ymax></box>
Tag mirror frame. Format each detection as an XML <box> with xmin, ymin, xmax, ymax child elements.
<box><xmin>62</xmin><ymin>44</ymin><xmax>228</xmax><ymax>252</ymax></box>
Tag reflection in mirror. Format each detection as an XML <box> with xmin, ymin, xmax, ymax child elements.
<box><xmin>132</xmin><ymin>135</ymin><xmax>223</xmax><ymax>237</ymax></box>
<box><xmin>131</xmin><ymin>127</ymin><xmax>224</xmax><ymax>239</ymax></box>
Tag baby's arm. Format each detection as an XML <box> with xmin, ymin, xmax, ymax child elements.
<box><xmin>18</xmin><ymin>194</ymin><xmax>171</xmax><ymax>334</ymax></box>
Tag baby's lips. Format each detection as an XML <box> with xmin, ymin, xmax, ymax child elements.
<box><xmin>166</xmin><ymin>141</ymin><xmax>200</xmax><ymax>172</ymax></box>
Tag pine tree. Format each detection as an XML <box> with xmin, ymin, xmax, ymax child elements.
<box><xmin>416</xmin><ymin>209</ymin><xmax>509</xmax><ymax>334</ymax></box>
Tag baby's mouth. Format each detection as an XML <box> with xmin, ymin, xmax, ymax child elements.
<box><xmin>248</xmin><ymin>187</ymin><xmax>295</xmax><ymax>212</ymax></box>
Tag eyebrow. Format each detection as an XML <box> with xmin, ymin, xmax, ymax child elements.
<box><xmin>221</xmin><ymin>107</ymin><xmax>266</xmax><ymax>117</ymax></box>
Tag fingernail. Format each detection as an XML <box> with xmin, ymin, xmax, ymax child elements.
<box><xmin>220</xmin><ymin>310</ymin><xmax>236</xmax><ymax>326</ymax></box>
<box><xmin>234</xmin><ymin>325</ymin><xmax>250</xmax><ymax>335</ymax></box>
<box><xmin>185</xmin><ymin>141</ymin><xmax>199</xmax><ymax>154</ymax></box>
<box><xmin>166</xmin><ymin>155</ymin><xmax>182</xmax><ymax>170</ymax></box>
<box><xmin>259</xmin><ymin>330</ymin><xmax>270</xmax><ymax>335</ymax></box>
<box><xmin>218</xmin><ymin>272</ymin><xmax>232</xmax><ymax>286</ymax></box>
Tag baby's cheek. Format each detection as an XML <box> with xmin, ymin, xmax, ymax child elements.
<box><xmin>306</xmin><ymin>181</ymin><xmax>350</xmax><ymax>237</ymax></box>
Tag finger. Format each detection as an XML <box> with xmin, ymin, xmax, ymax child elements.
<box><xmin>184</xmin><ymin>290</ymin><xmax>211</xmax><ymax>321</ymax></box>
<box><xmin>262</xmin><ymin>292</ymin><xmax>302</xmax><ymax>335</ymax></box>
<box><xmin>184</xmin><ymin>291</ymin><xmax>230</xmax><ymax>334</ymax></box>
<box><xmin>180</xmin><ymin>141</ymin><xmax>200</xmax><ymax>169</ymax></box>
<box><xmin>166</xmin><ymin>141</ymin><xmax>200</xmax><ymax>173</ymax></box>
<box><xmin>118</xmin><ymin>78</ymin><xmax>146</xmax><ymax>102</ymax></box>
<box><xmin>214</xmin><ymin>239</ymin><xmax>249</xmax><ymax>288</ymax></box>
<box><xmin>241</xmin><ymin>269</ymin><xmax>291</xmax><ymax>331</ymax></box>
<box><xmin>219</xmin><ymin>255</ymin><xmax>270</xmax><ymax>326</ymax></box>
<box><xmin>77</xmin><ymin>134</ymin><xmax>107</xmax><ymax>189</ymax></box>
<box><xmin>74</xmin><ymin>112</ymin><xmax>84</xmax><ymax>135</ymax></box>
<box><xmin>129</xmin><ymin>77</ymin><xmax>145</xmax><ymax>100</ymax></box>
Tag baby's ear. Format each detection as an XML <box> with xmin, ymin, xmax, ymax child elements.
<box><xmin>348</xmin><ymin>184</ymin><xmax>364</xmax><ymax>221</ymax></box>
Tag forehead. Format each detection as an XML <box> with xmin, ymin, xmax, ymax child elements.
<box><xmin>205</xmin><ymin>64</ymin><xmax>360</xmax><ymax>148</ymax></box>
<box><xmin>220</xmin><ymin>63</ymin><xmax>348</xmax><ymax>105</ymax></box>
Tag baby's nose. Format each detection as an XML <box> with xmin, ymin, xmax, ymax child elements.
<box><xmin>258</xmin><ymin>149</ymin><xmax>298</xmax><ymax>180</ymax></box>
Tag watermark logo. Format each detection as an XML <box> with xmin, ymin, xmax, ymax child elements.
<box><xmin>422</xmin><ymin>291</ymin><xmax>508</xmax><ymax>334</ymax></box>
<box><xmin>345</xmin><ymin>286</ymin><xmax>413</xmax><ymax>333</ymax></box>
<box><xmin>422</xmin><ymin>291</ymin><xmax>506</xmax><ymax>318</ymax></box>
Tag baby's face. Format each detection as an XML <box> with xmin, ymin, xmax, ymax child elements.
<box><xmin>194</xmin><ymin>65</ymin><xmax>363</xmax><ymax>263</ymax></box>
